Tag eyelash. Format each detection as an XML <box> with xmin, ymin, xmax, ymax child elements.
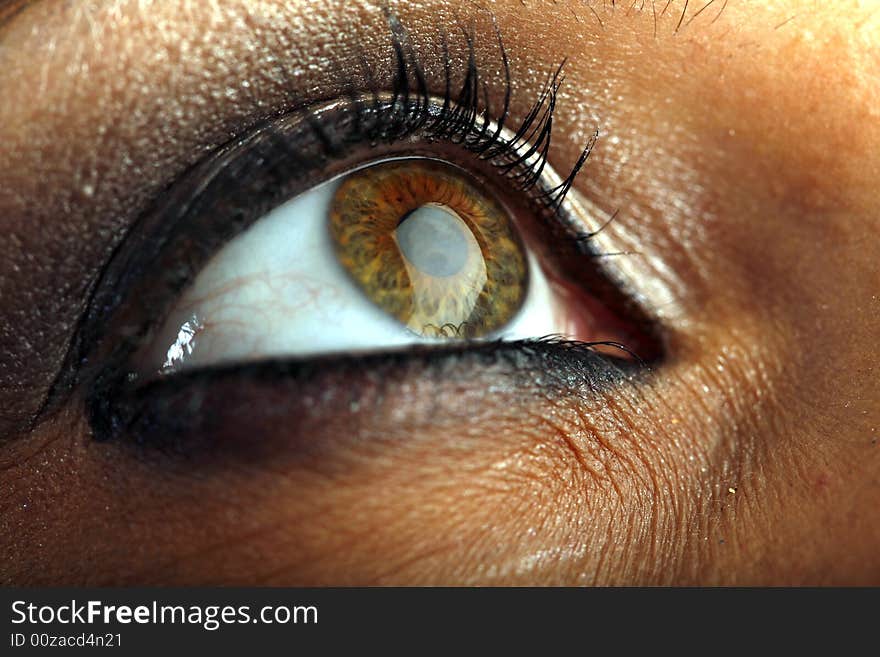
<box><xmin>340</xmin><ymin>15</ymin><xmax>594</xmax><ymax>212</ymax></box>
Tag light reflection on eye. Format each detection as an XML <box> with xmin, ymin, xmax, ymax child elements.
<box><xmin>139</xmin><ymin>157</ymin><xmax>577</xmax><ymax>376</ymax></box>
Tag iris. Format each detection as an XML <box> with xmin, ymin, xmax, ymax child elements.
<box><xmin>330</xmin><ymin>160</ymin><xmax>528</xmax><ymax>338</ymax></box>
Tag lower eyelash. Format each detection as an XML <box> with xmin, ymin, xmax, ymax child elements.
<box><xmin>89</xmin><ymin>338</ymin><xmax>645</xmax><ymax>447</ymax></box>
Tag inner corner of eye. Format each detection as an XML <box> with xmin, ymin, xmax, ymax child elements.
<box><xmin>137</xmin><ymin>157</ymin><xmax>636</xmax><ymax>377</ymax></box>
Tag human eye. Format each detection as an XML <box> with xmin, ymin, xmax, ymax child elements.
<box><xmin>141</xmin><ymin>157</ymin><xmax>564</xmax><ymax>372</ymax></box>
<box><xmin>67</xmin><ymin>22</ymin><xmax>658</xmax><ymax>445</ymax></box>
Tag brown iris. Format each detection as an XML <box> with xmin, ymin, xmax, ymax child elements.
<box><xmin>329</xmin><ymin>160</ymin><xmax>528</xmax><ymax>338</ymax></box>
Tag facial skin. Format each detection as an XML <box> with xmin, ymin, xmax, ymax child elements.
<box><xmin>0</xmin><ymin>0</ymin><xmax>878</xmax><ymax>584</ymax></box>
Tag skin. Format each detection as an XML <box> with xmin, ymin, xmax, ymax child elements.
<box><xmin>0</xmin><ymin>0</ymin><xmax>878</xmax><ymax>584</ymax></box>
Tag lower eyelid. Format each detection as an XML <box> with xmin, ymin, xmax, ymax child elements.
<box><xmin>92</xmin><ymin>339</ymin><xmax>642</xmax><ymax>450</ymax></box>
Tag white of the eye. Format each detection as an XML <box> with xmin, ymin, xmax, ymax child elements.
<box><xmin>143</xmin><ymin>168</ymin><xmax>577</xmax><ymax>375</ymax></box>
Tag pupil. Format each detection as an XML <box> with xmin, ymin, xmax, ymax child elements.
<box><xmin>395</xmin><ymin>203</ymin><xmax>470</xmax><ymax>277</ymax></box>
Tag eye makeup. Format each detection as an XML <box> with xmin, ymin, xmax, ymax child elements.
<box><xmin>45</xmin><ymin>14</ymin><xmax>661</xmax><ymax>448</ymax></box>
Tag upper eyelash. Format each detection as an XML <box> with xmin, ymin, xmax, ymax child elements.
<box><xmin>330</xmin><ymin>12</ymin><xmax>595</xmax><ymax>211</ymax></box>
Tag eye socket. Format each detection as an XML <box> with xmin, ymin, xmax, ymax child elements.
<box><xmin>137</xmin><ymin>157</ymin><xmax>579</xmax><ymax>375</ymax></box>
<box><xmin>72</xmin><ymin>70</ymin><xmax>662</xmax><ymax>442</ymax></box>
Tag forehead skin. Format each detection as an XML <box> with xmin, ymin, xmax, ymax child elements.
<box><xmin>0</xmin><ymin>1</ymin><xmax>878</xmax><ymax>584</ymax></box>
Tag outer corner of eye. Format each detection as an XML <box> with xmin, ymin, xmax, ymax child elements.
<box><xmin>134</xmin><ymin>156</ymin><xmax>646</xmax><ymax>379</ymax></box>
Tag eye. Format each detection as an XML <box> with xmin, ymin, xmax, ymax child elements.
<box><xmin>138</xmin><ymin>157</ymin><xmax>580</xmax><ymax>375</ymax></box>
<box><xmin>74</xmin><ymin>36</ymin><xmax>661</xmax><ymax>443</ymax></box>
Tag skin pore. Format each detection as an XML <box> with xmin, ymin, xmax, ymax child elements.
<box><xmin>0</xmin><ymin>0</ymin><xmax>878</xmax><ymax>584</ymax></box>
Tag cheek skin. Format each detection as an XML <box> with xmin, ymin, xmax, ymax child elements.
<box><xmin>1</xmin><ymin>358</ymin><xmax>726</xmax><ymax>586</ymax></box>
<box><xmin>1</xmin><ymin>342</ymin><xmax>826</xmax><ymax>586</ymax></box>
<box><xmin>503</xmin><ymin>2</ymin><xmax>880</xmax><ymax>581</ymax></box>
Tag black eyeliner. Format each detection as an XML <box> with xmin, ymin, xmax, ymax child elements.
<box><xmin>89</xmin><ymin>338</ymin><xmax>645</xmax><ymax>448</ymax></box>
